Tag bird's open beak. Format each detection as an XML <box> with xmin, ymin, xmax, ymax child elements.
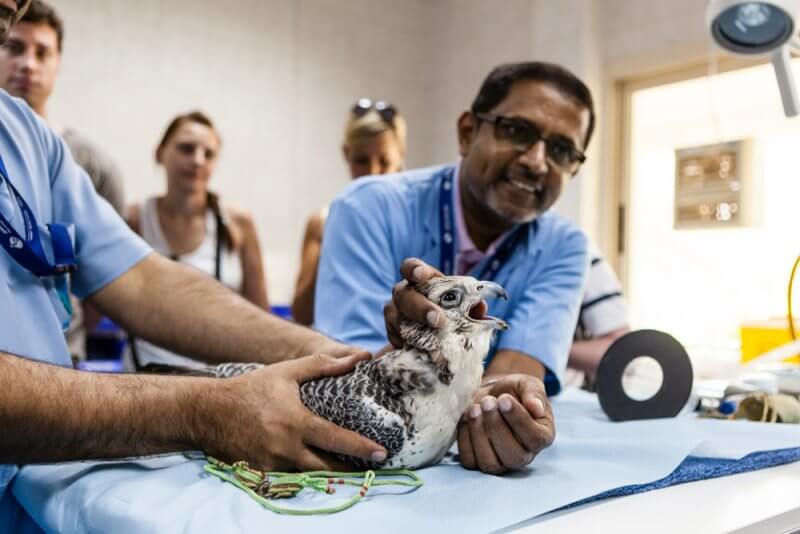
<box><xmin>483</xmin><ymin>315</ymin><xmax>509</xmax><ymax>330</ymax></box>
<box><xmin>469</xmin><ymin>281</ymin><xmax>509</xmax><ymax>330</ymax></box>
<box><xmin>476</xmin><ymin>281</ymin><xmax>508</xmax><ymax>301</ymax></box>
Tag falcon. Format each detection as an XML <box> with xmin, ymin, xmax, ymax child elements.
<box><xmin>201</xmin><ymin>276</ymin><xmax>508</xmax><ymax>470</ymax></box>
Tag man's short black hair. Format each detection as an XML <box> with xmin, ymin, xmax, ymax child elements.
<box><xmin>470</xmin><ymin>62</ymin><xmax>596</xmax><ymax>149</ymax></box>
<box><xmin>20</xmin><ymin>0</ymin><xmax>63</xmax><ymax>52</ymax></box>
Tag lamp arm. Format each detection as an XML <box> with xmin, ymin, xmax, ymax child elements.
<box><xmin>771</xmin><ymin>46</ymin><xmax>800</xmax><ymax>116</ymax></box>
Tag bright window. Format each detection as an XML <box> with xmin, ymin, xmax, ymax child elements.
<box><xmin>626</xmin><ymin>59</ymin><xmax>800</xmax><ymax>377</ymax></box>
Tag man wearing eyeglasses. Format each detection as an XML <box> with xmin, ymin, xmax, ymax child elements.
<box><xmin>315</xmin><ymin>62</ymin><xmax>593</xmax><ymax>474</ymax></box>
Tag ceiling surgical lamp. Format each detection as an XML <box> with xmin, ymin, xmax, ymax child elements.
<box><xmin>707</xmin><ymin>0</ymin><xmax>800</xmax><ymax>116</ymax></box>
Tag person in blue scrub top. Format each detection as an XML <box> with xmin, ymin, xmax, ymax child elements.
<box><xmin>0</xmin><ymin>2</ymin><xmax>388</xmax><ymax>524</ymax></box>
<box><xmin>315</xmin><ymin>62</ymin><xmax>595</xmax><ymax>475</ymax></box>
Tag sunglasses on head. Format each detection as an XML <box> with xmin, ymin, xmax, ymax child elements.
<box><xmin>474</xmin><ymin>112</ymin><xmax>586</xmax><ymax>171</ymax></box>
<box><xmin>352</xmin><ymin>98</ymin><xmax>397</xmax><ymax>124</ymax></box>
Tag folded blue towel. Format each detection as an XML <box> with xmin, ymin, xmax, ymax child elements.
<box><xmin>567</xmin><ymin>446</ymin><xmax>800</xmax><ymax>509</ymax></box>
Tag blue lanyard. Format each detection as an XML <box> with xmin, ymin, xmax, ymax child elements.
<box><xmin>438</xmin><ymin>167</ymin><xmax>528</xmax><ymax>280</ymax></box>
<box><xmin>0</xmin><ymin>153</ymin><xmax>76</xmax><ymax>321</ymax></box>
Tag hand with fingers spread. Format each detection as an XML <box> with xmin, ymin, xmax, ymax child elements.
<box><xmin>200</xmin><ymin>352</ymin><xmax>387</xmax><ymax>472</ymax></box>
<box><xmin>384</xmin><ymin>258</ymin><xmax>446</xmax><ymax>349</ymax></box>
<box><xmin>457</xmin><ymin>374</ymin><xmax>555</xmax><ymax>475</ymax></box>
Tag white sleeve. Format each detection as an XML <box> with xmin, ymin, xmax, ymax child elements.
<box><xmin>579</xmin><ymin>256</ymin><xmax>628</xmax><ymax>338</ymax></box>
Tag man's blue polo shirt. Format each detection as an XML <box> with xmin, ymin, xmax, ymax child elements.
<box><xmin>314</xmin><ymin>163</ymin><xmax>589</xmax><ymax>395</ymax></box>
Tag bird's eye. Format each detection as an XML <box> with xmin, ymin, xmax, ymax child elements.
<box><xmin>441</xmin><ymin>290</ymin><xmax>460</xmax><ymax>307</ymax></box>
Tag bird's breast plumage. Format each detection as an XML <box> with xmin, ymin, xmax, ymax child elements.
<box><xmin>299</xmin><ymin>336</ymin><xmax>488</xmax><ymax>469</ymax></box>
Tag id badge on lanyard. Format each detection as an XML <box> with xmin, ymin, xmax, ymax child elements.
<box><xmin>438</xmin><ymin>166</ymin><xmax>527</xmax><ymax>279</ymax></box>
<box><xmin>0</xmin><ymin>154</ymin><xmax>77</xmax><ymax>330</ymax></box>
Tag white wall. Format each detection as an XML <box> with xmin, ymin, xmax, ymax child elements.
<box><xmin>601</xmin><ymin>0</ymin><xmax>709</xmax><ymax>69</ymax></box>
<box><xmin>49</xmin><ymin>0</ymin><xmax>714</xmax><ymax>304</ymax></box>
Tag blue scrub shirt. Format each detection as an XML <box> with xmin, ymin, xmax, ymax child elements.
<box><xmin>314</xmin><ymin>163</ymin><xmax>589</xmax><ymax>395</ymax></box>
<box><xmin>0</xmin><ymin>91</ymin><xmax>151</xmax><ymax>514</ymax></box>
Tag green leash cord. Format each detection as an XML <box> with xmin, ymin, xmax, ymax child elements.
<box><xmin>204</xmin><ymin>457</ymin><xmax>423</xmax><ymax>515</ymax></box>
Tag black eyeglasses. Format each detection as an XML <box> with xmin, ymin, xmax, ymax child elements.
<box><xmin>352</xmin><ymin>98</ymin><xmax>397</xmax><ymax>125</ymax></box>
<box><xmin>474</xmin><ymin>112</ymin><xmax>586</xmax><ymax>170</ymax></box>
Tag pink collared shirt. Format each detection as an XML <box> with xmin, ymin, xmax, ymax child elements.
<box><xmin>452</xmin><ymin>162</ymin><xmax>509</xmax><ymax>276</ymax></box>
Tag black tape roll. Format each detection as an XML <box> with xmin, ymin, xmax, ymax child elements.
<box><xmin>596</xmin><ymin>329</ymin><xmax>693</xmax><ymax>422</ymax></box>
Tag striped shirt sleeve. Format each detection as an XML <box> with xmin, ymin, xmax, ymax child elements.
<box><xmin>576</xmin><ymin>255</ymin><xmax>628</xmax><ymax>339</ymax></box>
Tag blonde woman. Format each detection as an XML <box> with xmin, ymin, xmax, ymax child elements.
<box><xmin>292</xmin><ymin>99</ymin><xmax>407</xmax><ymax>325</ymax></box>
<box><xmin>127</xmin><ymin>111</ymin><xmax>269</xmax><ymax>368</ymax></box>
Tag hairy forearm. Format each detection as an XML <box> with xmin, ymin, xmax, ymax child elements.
<box><xmin>89</xmin><ymin>254</ymin><xmax>339</xmax><ymax>365</ymax></box>
<box><xmin>0</xmin><ymin>352</ymin><xmax>207</xmax><ymax>463</ymax></box>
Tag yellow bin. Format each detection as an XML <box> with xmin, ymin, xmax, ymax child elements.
<box><xmin>740</xmin><ymin>319</ymin><xmax>800</xmax><ymax>363</ymax></box>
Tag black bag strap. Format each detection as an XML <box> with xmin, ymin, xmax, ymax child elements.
<box><xmin>213</xmin><ymin>207</ymin><xmax>222</xmax><ymax>281</ymax></box>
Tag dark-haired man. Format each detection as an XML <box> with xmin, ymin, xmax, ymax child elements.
<box><xmin>0</xmin><ymin>0</ymin><xmax>124</xmax><ymax>215</ymax></box>
<box><xmin>0</xmin><ymin>0</ymin><xmax>126</xmax><ymax>360</ymax></box>
<box><xmin>316</xmin><ymin>62</ymin><xmax>594</xmax><ymax>474</ymax></box>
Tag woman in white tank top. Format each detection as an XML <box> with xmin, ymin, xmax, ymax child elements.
<box><xmin>126</xmin><ymin>111</ymin><xmax>269</xmax><ymax>369</ymax></box>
